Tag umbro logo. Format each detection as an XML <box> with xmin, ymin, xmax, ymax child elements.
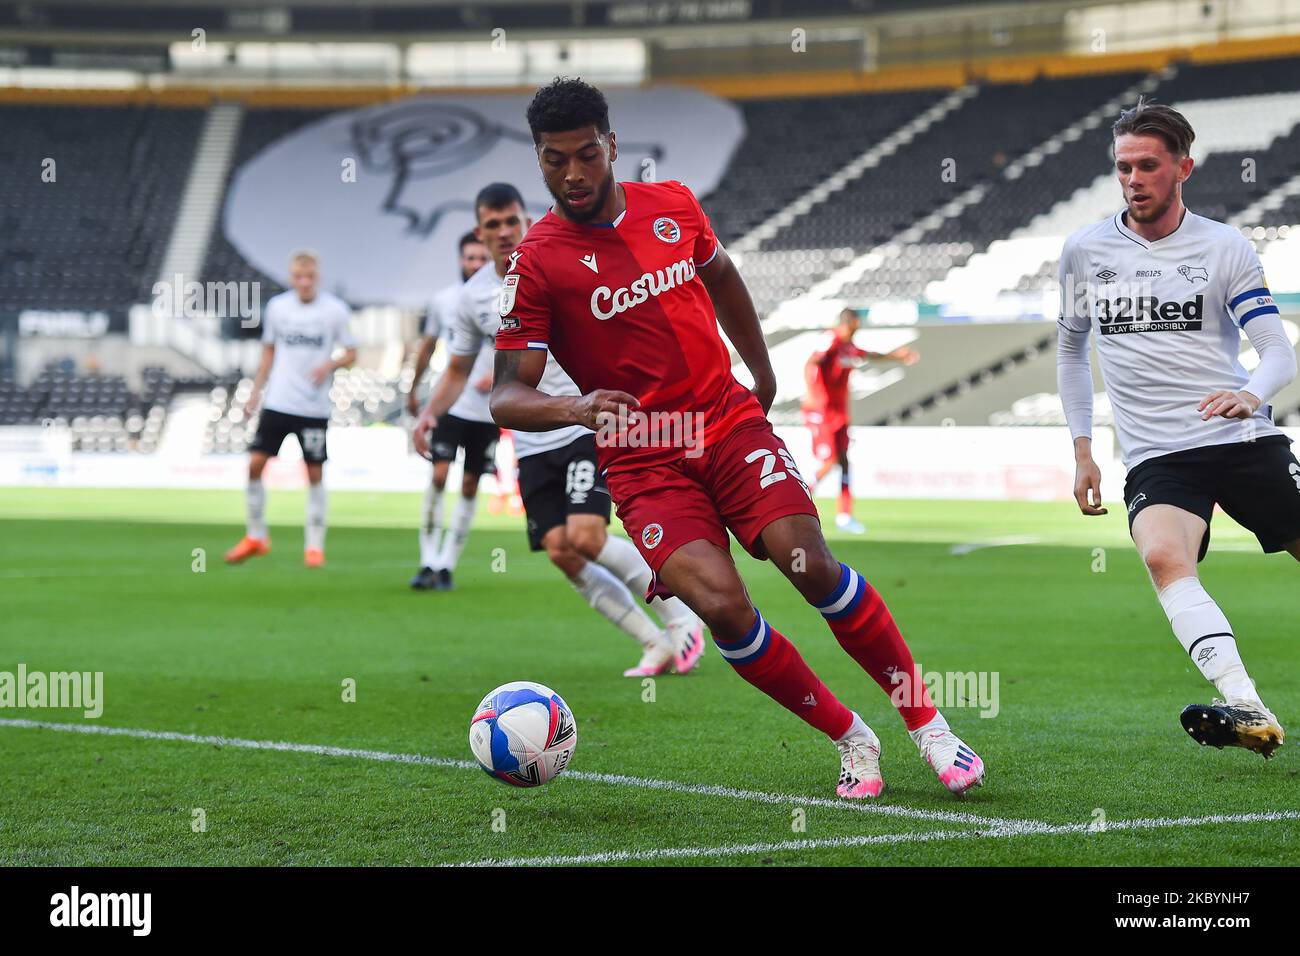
<box><xmin>1096</xmin><ymin>269</ymin><xmax>1117</xmax><ymax>281</ymax></box>
<box><xmin>580</xmin><ymin>253</ymin><xmax>598</xmax><ymax>274</ymax></box>
<box><xmin>1197</xmin><ymin>646</ymin><xmax>1217</xmax><ymax>664</ymax></box>
<box><xmin>802</xmin><ymin>692</ymin><xmax>817</xmax><ymax>708</ymax></box>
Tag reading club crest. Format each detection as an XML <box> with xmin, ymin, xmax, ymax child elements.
<box><xmin>652</xmin><ymin>217</ymin><xmax>681</xmax><ymax>243</ymax></box>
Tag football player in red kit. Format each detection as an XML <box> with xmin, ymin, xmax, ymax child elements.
<box><xmin>804</xmin><ymin>308</ymin><xmax>918</xmax><ymax>533</ymax></box>
<box><xmin>489</xmin><ymin>77</ymin><xmax>984</xmax><ymax>798</ymax></box>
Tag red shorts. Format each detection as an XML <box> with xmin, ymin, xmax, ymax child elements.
<box><xmin>606</xmin><ymin>417</ymin><xmax>819</xmax><ymax>589</ymax></box>
<box><xmin>804</xmin><ymin>409</ymin><xmax>850</xmax><ymax>463</ymax></box>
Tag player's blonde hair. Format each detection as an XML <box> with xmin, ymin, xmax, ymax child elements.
<box><xmin>289</xmin><ymin>249</ymin><xmax>321</xmax><ymax>268</ymax></box>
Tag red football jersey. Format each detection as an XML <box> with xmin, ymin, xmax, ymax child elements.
<box><xmin>803</xmin><ymin>335</ymin><xmax>867</xmax><ymax>421</ymax></box>
<box><xmin>495</xmin><ymin>179</ymin><xmax>764</xmax><ymax>473</ymax></box>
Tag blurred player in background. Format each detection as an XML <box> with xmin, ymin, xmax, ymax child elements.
<box><xmin>226</xmin><ymin>250</ymin><xmax>357</xmax><ymax>568</ymax></box>
<box><xmin>487</xmin><ymin>431</ymin><xmax>525</xmax><ymax>517</ymax></box>
<box><xmin>803</xmin><ymin>308</ymin><xmax>918</xmax><ymax>534</ymax></box>
<box><xmin>492</xmin><ymin>79</ymin><xmax>984</xmax><ymax>797</ymax></box>
<box><xmin>1058</xmin><ymin>100</ymin><xmax>1299</xmax><ymax>757</ymax></box>
<box><xmin>416</xmin><ymin>182</ymin><xmax>704</xmax><ymax>676</ymax></box>
<box><xmin>407</xmin><ymin>231</ymin><xmax>493</xmax><ymax>591</ymax></box>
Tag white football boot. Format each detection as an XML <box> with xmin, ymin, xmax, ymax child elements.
<box><xmin>911</xmin><ymin>718</ymin><xmax>986</xmax><ymax>795</ymax></box>
<box><xmin>835</xmin><ymin>513</ymin><xmax>867</xmax><ymax>535</ymax></box>
<box><xmin>835</xmin><ymin>716</ymin><xmax>884</xmax><ymax>799</ymax></box>
<box><xmin>623</xmin><ymin>639</ymin><xmax>674</xmax><ymax>678</ymax></box>
<box><xmin>666</xmin><ymin>616</ymin><xmax>706</xmax><ymax>674</ymax></box>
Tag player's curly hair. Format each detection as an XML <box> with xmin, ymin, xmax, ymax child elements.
<box><xmin>526</xmin><ymin>77</ymin><xmax>611</xmax><ymax>144</ymax></box>
<box><xmin>1113</xmin><ymin>96</ymin><xmax>1195</xmax><ymax>157</ymax></box>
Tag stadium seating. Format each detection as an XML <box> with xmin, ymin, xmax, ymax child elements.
<box><xmin>203</xmin><ymin>366</ymin><xmax>401</xmax><ymax>455</ymax></box>
<box><xmin>0</xmin><ymin>104</ymin><xmax>203</xmax><ymax>313</ymax></box>
<box><xmin>0</xmin><ymin>361</ymin><xmax>177</xmax><ymax>451</ymax></box>
<box><xmin>701</xmin><ymin>88</ymin><xmax>947</xmax><ymax>246</ymax></box>
<box><xmin>4</xmin><ymin>52</ymin><xmax>1299</xmax><ymax>444</ymax></box>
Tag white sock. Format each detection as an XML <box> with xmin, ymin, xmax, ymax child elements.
<box><xmin>1157</xmin><ymin>577</ymin><xmax>1257</xmax><ymax>703</ymax></box>
<box><xmin>595</xmin><ymin>534</ymin><xmax>696</xmax><ymax>626</ymax></box>
<box><xmin>836</xmin><ymin>711</ymin><xmax>868</xmax><ymax>743</ymax></box>
<box><xmin>246</xmin><ymin>479</ymin><xmax>267</xmax><ymax>540</ymax></box>
<box><xmin>437</xmin><ymin>495</ymin><xmax>476</xmax><ymax>573</ymax></box>
<box><xmin>419</xmin><ymin>484</ymin><xmax>445</xmax><ymax>569</ymax></box>
<box><xmin>305</xmin><ymin>482</ymin><xmax>327</xmax><ymax>551</ymax></box>
<box><xmin>907</xmin><ymin>711</ymin><xmax>951</xmax><ymax>749</ymax></box>
<box><xmin>571</xmin><ymin>560</ymin><xmax>666</xmax><ymax>649</ymax></box>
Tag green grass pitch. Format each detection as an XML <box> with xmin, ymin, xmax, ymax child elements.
<box><xmin>1</xmin><ymin>486</ymin><xmax>1296</xmax><ymax>866</ymax></box>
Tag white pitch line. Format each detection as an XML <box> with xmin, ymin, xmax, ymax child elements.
<box><xmin>7</xmin><ymin>718</ymin><xmax>1296</xmax><ymax>867</ymax></box>
<box><xmin>0</xmin><ymin>717</ymin><xmax>1004</xmax><ymax>827</ymax></box>
<box><xmin>948</xmin><ymin>535</ymin><xmax>1041</xmax><ymax>556</ymax></box>
<box><xmin>458</xmin><ymin>810</ymin><xmax>1300</xmax><ymax>867</ymax></box>
<box><xmin>0</xmin><ymin>561</ymin><xmax>419</xmax><ymax>580</ymax></box>
<box><xmin>457</xmin><ymin>829</ymin><xmax>971</xmax><ymax>866</ymax></box>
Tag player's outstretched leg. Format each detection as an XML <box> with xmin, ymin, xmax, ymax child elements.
<box><xmin>657</xmin><ymin>539</ymin><xmax>883</xmax><ymax>798</ymax></box>
<box><xmin>1137</xmin><ymin>506</ymin><xmax>1284</xmax><ymax>758</ymax></box>
<box><xmin>761</xmin><ymin>514</ymin><xmax>985</xmax><ymax>795</ymax></box>
<box><xmin>227</xmin><ymin>452</ymin><xmax>272</xmax><ymax>563</ymax></box>
<box><xmin>574</xmin><ymin>522</ymin><xmax>705</xmax><ymax>675</ymax></box>
<box><xmin>543</xmin><ymin>527</ymin><xmax>675</xmax><ymax>675</ymax></box>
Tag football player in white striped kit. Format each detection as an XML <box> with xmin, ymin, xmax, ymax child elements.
<box><xmin>407</xmin><ymin>231</ymin><xmax>492</xmax><ymax>591</ymax></box>
<box><xmin>1058</xmin><ymin>99</ymin><xmax>1299</xmax><ymax>758</ymax></box>
<box><xmin>226</xmin><ymin>250</ymin><xmax>356</xmax><ymax>568</ymax></box>
<box><xmin>415</xmin><ymin>183</ymin><xmax>705</xmax><ymax>676</ymax></box>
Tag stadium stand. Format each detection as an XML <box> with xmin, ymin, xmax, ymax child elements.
<box><xmin>4</xmin><ymin>45</ymin><xmax>1299</xmax><ymax>445</ymax></box>
<box><xmin>203</xmin><ymin>366</ymin><xmax>402</xmax><ymax>455</ymax></box>
<box><xmin>0</xmin><ymin>104</ymin><xmax>203</xmax><ymax>313</ymax></box>
<box><xmin>758</xmin><ymin>71</ymin><xmax>1147</xmax><ymax>302</ymax></box>
<box><xmin>0</xmin><ymin>361</ymin><xmax>180</xmax><ymax>450</ymax></box>
<box><xmin>701</xmin><ymin>88</ymin><xmax>948</xmax><ymax>246</ymax></box>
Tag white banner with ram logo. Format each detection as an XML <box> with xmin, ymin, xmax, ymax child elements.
<box><xmin>223</xmin><ymin>88</ymin><xmax>744</xmax><ymax>306</ymax></box>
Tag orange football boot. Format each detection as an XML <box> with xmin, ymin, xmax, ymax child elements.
<box><xmin>225</xmin><ymin>536</ymin><xmax>270</xmax><ymax>564</ymax></box>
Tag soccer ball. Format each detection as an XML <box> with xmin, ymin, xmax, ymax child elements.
<box><xmin>469</xmin><ymin>681</ymin><xmax>578</xmax><ymax>787</ymax></box>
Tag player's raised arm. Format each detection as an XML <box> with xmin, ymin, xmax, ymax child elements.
<box><xmin>861</xmin><ymin>345</ymin><xmax>920</xmax><ymax>365</ymax></box>
<box><xmin>490</xmin><ymin>349</ymin><xmax>638</xmax><ymax>432</ymax></box>
<box><xmin>698</xmin><ymin>245</ymin><xmax>776</xmax><ymax>413</ymax></box>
